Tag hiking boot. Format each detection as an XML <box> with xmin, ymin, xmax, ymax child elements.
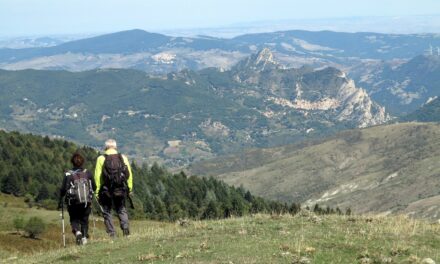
<box><xmin>81</xmin><ymin>237</ymin><xmax>88</xmax><ymax>245</ymax></box>
<box><xmin>123</xmin><ymin>229</ymin><xmax>130</xmax><ymax>237</ymax></box>
<box><xmin>75</xmin><ymin>231</ymin><xmax>82</xmax><ymax>245</ymax></box>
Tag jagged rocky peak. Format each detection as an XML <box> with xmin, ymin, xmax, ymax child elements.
<box><xmin>234</xmin><ymin>48</ymin><xmax>279</xmax><ymax>72</ymax></box>
<box><xmin>254</xmin><ymin>48</ymin><xmax>276</xmax><ymax>67</ymax></box>
<box><xmin>288</xmin><ymin>67</ymin><xmax>391</xmax><ymax>128</ymax></box>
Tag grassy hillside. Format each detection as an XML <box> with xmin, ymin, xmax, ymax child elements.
<box><xmin>2</xmin><ymin>209</ymin><xmax>439</xmax><ymax>263</ymax></box>
<box><xmin>191</xmin><ymin>122</ymin><xmax>440</xmax><ymax>219</ymax></box>
<box><xmin>0</xmin><ymin>194</ymin><xmax>67</xmax><ymax>258</ymax></box>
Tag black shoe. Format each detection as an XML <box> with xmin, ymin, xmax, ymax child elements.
<box><xmin>123</xmin><ymin>229</ymin><xmax>130</xmax><ymax>237</ymax></box>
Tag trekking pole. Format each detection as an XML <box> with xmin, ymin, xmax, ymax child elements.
<box><xmin>93</xmin><ymin>195</ymin><xmax>105</xmax><ymax>214</ymax></box>
<box><xmin>90</xmin><ymin>204</ymin><xmax>96</xmax><ymax>235</ymax></box>
<box><xmin>89</xmin><ymin>181</ymin><xmax>96</xmax><ymax>236</ymax></box>
<box><xmin>61</xmin><ymin>202</ymin><xmax>66</xmax><ymax>248</ymax></box>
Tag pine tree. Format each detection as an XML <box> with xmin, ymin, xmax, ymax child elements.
<box><xmin>203</xmin><ymin>200</ymin><xmax>220</xmax><ymax>219</ymax></box>
<box><xmin>36</xmin><ymin>185</ymin><xmax>49</xmax><ymax>201</ymax></box>
<box><xmin>1</xmin><ymin>173</ymin><xmax>24</xmax><ymax>196</ymax></box>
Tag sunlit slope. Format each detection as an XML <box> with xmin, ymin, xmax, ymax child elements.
<box><xmin>192</xmin><ymin>122</ymin><xmax>440</xmax><ymax>218</ymax></box>
<box><xmin>8</xmin><ymin>214</ymin><xmax>440</xmax><ymax>264</ymax></box>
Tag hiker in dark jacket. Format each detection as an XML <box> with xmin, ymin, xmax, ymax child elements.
<box><xmin>59</xmin><ymin>152</ymin><xmax>96</xmax><ymax>245</ymax></box>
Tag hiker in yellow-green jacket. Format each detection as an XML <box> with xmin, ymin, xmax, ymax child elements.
<box><xmin>94</xmin><ymin>139</ymin><xmax>133</xmax><ymax>237</ymax></box>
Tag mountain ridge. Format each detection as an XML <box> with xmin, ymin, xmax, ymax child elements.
<box><xmin>2</xmin><ymin>29</ymin><xmax>440</xmax><ymax>73</ymax></box>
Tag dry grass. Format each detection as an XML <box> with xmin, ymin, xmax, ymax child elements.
<box><xmin>0</xmin><ymin>198</ymin><xmax>439</xmax><ymax>263</ymax></box>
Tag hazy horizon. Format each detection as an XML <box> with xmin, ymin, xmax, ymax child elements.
<box><xmin>1</xmin><ymin>0</ymin><xmax>440</xmax><ymax>37</ymax></box>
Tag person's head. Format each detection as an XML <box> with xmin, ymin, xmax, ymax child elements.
<box><xmin>104</xmin><ymin>139</ymin><xmax>117</xmax><ymax>151</ymax></box>
<box><xmin>71</xmin><ymin>152</ymin><xmax>85</xmax><ymax>168</ymax></box>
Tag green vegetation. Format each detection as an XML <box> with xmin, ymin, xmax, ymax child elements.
<box><xmin>131</xmin><ymin>163</ymin><xmax>291</xmax><ymax>221</ymax></box>
<box><xmin>0</xmin><ymin>194</ymin><xmax>62</xmax><ymax>256</ymax></box>
<box><xmin>24</xmin><ymin>216</ymin><xmax>47</xmax><ymax>239</ymax></box>
<box><xmin>0</xmin><ymin>130</ymin><xmax>289</xmax><ymax>221</ymax></box>
<box><xmin>0</xmin><ymin>130</ymin><xmax>98</xmax><ymax>201</ymax></box>
<box><xmin>13</xmin><ymin>216</ymin><xmax>25</xmax><ymax>233</ymax></box>
<box><xmin>191</xmin><ymin>122</ymin><xmax>440</xmax><ymax>219</ymax></box>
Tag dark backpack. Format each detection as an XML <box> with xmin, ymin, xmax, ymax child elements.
<box><xmin>66</xmin><ymin>169</ymin><xmax>92</xmax><ymax>206</ymax></box>
<box><xmin>102</xmin><ymin>154</ymin><xmax>130</xmax><ymax>197</ymax></box>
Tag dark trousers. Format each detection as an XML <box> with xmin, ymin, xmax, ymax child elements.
<box><xmin>99</xmin><ymin>195</ymin><xmax>129</xmax><ymax>236</ymax></box>
<box><xmin>67</xmin><ymin>204</ymin><xmax>91</xmax><ymax>238</ymax></box>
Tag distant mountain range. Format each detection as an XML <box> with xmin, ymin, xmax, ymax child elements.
<box><xmin>190</xmin><ymin>122</ymin><xmax>440</xmax><ymax>219</ymax></box>
<box><xmin>0</xmin><ymin>36</ymin><xmax>65</xmax><ymax>49</ymax></box>
<box><xmin>1</xmin><ymin>29</ymin><xmax>440</xmax><ymax>73</ymax></box>
<box><xmin>0</xmin><ymin>49</ymin><xmax>388</xmax><ymax>167</ymax></box>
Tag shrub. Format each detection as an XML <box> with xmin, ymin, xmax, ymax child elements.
<box><xmin>40</xmin><ymin>199</ymin><xmax>58</xmax><ymax>210</ymax></box>
<box><xmin>24</xmin><ymin>216</ymin><xmax>46</xmax><ymax>239</ymax></box>
<box><xmin>13</xmin><ymin>216</ymin><xmax>25</xmax><ymax>232</ymax></box>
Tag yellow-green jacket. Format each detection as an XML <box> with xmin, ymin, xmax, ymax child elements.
<box><xmin>94</xmin><ymin>148</ymin><xmax>133</xmax><ymax>197</ymax></box>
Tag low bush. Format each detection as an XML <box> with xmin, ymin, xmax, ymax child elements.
<box><xmin>13</xmin><ymin>216</ymin><xmax>25</xmax><ymax>232</ymax></box>
<box><xmin>24</xmin><ymin>216</ymin><xmax>46</xmax><ymax>239</ymax></box>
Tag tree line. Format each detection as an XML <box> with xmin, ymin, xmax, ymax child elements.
<box><xmin>0</xmin><ymin>130</ymin><xmax>302</xmax><ymax>220</ymax></box>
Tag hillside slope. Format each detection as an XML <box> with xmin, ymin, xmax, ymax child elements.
<box><xmin>190</xmin><ymin>122</ymin><xmax>440</xmax><ymax>219</ymax></box>
<box><xmin>4</xmin><ymin>214</ymin><xmax>439</xmax><ymax>264</ymax></box>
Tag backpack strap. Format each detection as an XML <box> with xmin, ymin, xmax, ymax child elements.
<box><xmin>118</xmin><ymin>154</ymin><xmax>130</xmax><ymax>180</ymax></box>
<box><xmin>118</xmin><ymin>153</ymin><xmax>124</xmax><ymax>165</ymax></box>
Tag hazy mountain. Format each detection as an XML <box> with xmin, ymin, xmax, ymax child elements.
<box><xmin>353</xmin><ymin>55</ymin><xmax>440</xmax><ymax>115</ymax></box>
<box><xmin>0</xmin><ymin>49</ymin><xmax>388</xmax><ymax>167</ymax></box>
<box><xmin>1</xmin><ymin>29</ymin><xmax>440</xmax><ymax>73</ymax></box>
<box><xmin>190</xmin><ymin>122</ymin><xmax>440</xmax><ymax>219</ymax></box>
<box><xmin>0</xmin><ymin>36</ymin><xmax>65</xmax><ymax>49</ymax></box>
<box><xmin>163</xmin><ymin>15</ymin><xmax>440</xmax><ymax>37</ymax></box>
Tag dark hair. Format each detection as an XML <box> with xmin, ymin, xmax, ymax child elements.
<box><xmin>71</xmin><ymin>152</ymin><xmax>85</xmax><ymax>168</ymax></box>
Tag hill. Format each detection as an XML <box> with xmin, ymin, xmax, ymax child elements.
<box><xmin>0</xmin><ymin>50</ymin><xmax>388</xmax><ymax>167</ymax></box>
<box><xmin>190</xmin><ymin>122</ymin><xmax>440</xmax><ymax>219</ymax></box>
<box><xmin>1</xmin><ymin>211</ymin><xmax>439</xmax><ymax>263</ymax></box>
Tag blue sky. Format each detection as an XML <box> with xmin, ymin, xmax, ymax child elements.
<box><xmin>1</xmin><ymin>0</ymin><xmax>440</xmax><ymax>36</ymax></box>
